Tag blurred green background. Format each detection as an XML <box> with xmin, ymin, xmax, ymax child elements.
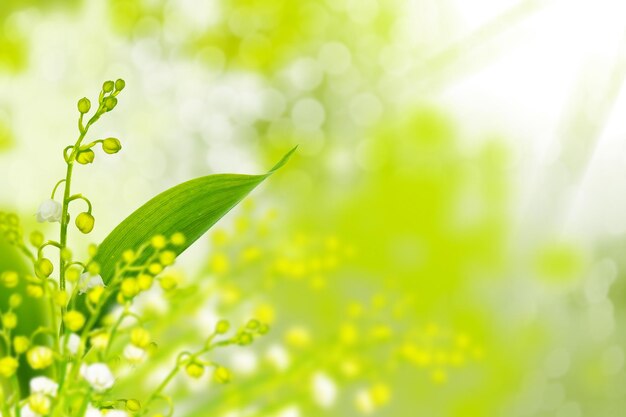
<box><xmin>2</xmin><ymin>0</ymin><xmax>626</xmax><ymax>416</ymax></box>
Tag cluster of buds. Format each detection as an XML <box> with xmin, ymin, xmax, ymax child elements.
<box><xmin>0</xmin><ymin>79</ymin><xmax>272</xmax><ymax>417</ymax></box>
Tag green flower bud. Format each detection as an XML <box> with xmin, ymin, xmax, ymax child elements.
<box><xmin>87</xmin><ymin>262</ymin><xmax>100</xmax><ymax>276</ymax></box>
<box><xmin>75</xmin><ymin>212</ymin><xmax>95</xmax><ymax>234</ymax></box>
<box><xmin>237</xmin><ymin>332</ymin><xmax>253</xmax><ymax>346</ymax></box>
<box><xmin>76</xmin><ymin>149</ymin><xmax>95</xmax><ymax>165</ymax></box>
<box><xmin>103</xmin><ymin>80</ymin><xmax>114</xmax><ymax>93</ymax></box>
<box><xmin>126</xmin><ymin>399</ymin><xmax>141</xmax><ymax>413</ymax></box>
<box><xmin>1</xmin><ymin>271</ymin><xmax>19</xmax><ymax>288</ymax></box>
<box><xmin>246</xmin><ymin>319</ymin><xmax>260</xmax><ymax>330</ymax></box>
<box><xmin>213</xmin><ymin>366</ymin><xmax>231</xmax><ymax>384</ymax></box>
<box><xmin>29</xmin><ymin>231</ymin><xmax>44</xmax><ymax>247</ymax></box>
<box><xmin>102</xmin><ymin>138</ymin><xmax>122</xmax><ymax>154</ymax></box>
<box><xmin>258</xmin><ymin>323</ymin><xmax>270</xmax><ymax>335</ymax></box>
<box><xmin>77</xmin><ymin>97</ymin><xmax>91</xmax><ymax>114</ymax></box>
<box><xmin>104</xmin><ymin>96</ymin><xmax>117</xmax><ymax>111</ymax></box>
<box><xmin>13</xmin><ymin>336</ymin><xmax>29</xmax><ymax>354</ymax></box>
<box><xmin>215</xmin><ymin>320</ymin><xmax>230</xmax><ymax>334</ymax></box>
<box><xmin>0</xmin><ymin>357</ymin><xmax>18</xmax><ymax>378</ymax></box>
<box><xmin>9</xmin><ymin>294</ymin><xmax>22</xmax><ymax>308</ymax></box>
<box><xmin>61</xmin><ymin>247</ymin><xmax>73</xmax><ymax>262</ymax></box>
<box><xmin>2</xmin><ymin>312</ymin><xmax>17</xmax><ymax>329</ymax></box>
<box><xmin>115</xmin><ymin>78</ymin><xmax>126</xmax><ymax>91</ymax></box>
<box><xmin>185</xmin><ymin>361</ymin><xmax>205</xmax><ymax>379</ymax></box>
<box><xmin>37</xmin><ymin>258</ymin><xmax>53</xmax><ymax>277</ymax></box>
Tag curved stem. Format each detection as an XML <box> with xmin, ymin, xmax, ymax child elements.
<box><xmin>68</xmin><ymin>194</ymin><xmax>93</xmax><ymax>214</ymax></box>
<box><xmin>51</xmin><ymin>179</ymin><xmax>66</xmax><ymax>199</ymax></box>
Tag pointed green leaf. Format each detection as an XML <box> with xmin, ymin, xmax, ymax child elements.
<box><xmin>93</xmin><ymin>146</ymin><xmax>296</xmax><ymax>284</ymax></box>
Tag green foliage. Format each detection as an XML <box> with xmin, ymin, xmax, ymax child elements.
<box><xmin>94</xmin><ymin>146</ymin><xmax>296</xmax><ymax>286</ymax></box>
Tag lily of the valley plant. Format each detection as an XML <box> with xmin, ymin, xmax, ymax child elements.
<box><xmin>0</xmin><ymin>80</ymin><xmax>293</xmax><ymax>417</ymax></box>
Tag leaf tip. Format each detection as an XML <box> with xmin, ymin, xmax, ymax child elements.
<box><xmin>269</xmin><ymin>145</ymin><xmax>298</xmax><ymax>173</ymax></box>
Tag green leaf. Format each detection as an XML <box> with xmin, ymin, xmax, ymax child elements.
<box><xmin>93</xmin><ymin>146</ymin><xmax>296</xmax><ymax>284</ymax></box>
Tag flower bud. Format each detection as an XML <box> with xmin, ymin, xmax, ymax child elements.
<box><xmin>102</xmin><ymin>138</ymin><xmax>122</xmax><ymax>154</ymax></box>
<box><xmin>29</xmin><ymin>393</ymin><xmax>51</xmax><ymax>415</ymax></box>
<box><xmin>122</xmin><ymin>249</ymin><xmax>135</xmax><ymax>263</ymax></box>
<box><xmin>9</xmin><ymin>294</ymin><xmax>22</xmax><ymax>308</ymax></box>
<box><xmin>26</xmin><ymin>285</ymin><xmax>44</xmax><ymax>298</ymax></box>
<box><xmin>171</xmin><ymin>232</ymin><xmax>186</xmax><ymax>246</ymax></box>
<box><xmin>115</xmin><ymin>78</ymin><xmax>126</xmax><ymax>91</ymax></box>
<box><xmin>151</xmin><ymin>235</ymin><xmax>167</xmax><ymax>249</ymax></box>
<box><xmin>27</xmin><ymin>346</ymin><xmax>54</xmax><ymax>369</ymax></box>
<box><xmin>126</xmin><ymin>399</ymin><xmax>141</xmax><ymax>413</ymax></box>
<box><xmin>215</xmin><ymin>320</ymin><xmax>230</xmax><ymax>334</ymax></box>
<box><xmin>88</xmin><ymin>262</ymin><xmax>101</xmax><ymax>275</ymax></box>
<box><xmin>37</xmin><ymin>258</ymin><xmax>54</xmax><ymax>277</ymax></box>
<box><xmin>75</xmin><ymin>212</ymin><xmax>95</xmax><ymax>234</ymax></box>
<box><xmin>2</xmin><ymin>312</ymin><xmax>17</xmax><ymax>329</ymax></box>
<box><xmin>76</xmin><ymin>149</ymin><xmax>95</xmax><ymax>165</ymax></box>
<box><xmin>91</xmin><ymin>332</ymin><xmax>109</xmax><ymax>350</ymax></box>
<box><xmin>258</xmin><ymin>324</ymin><xmax>270</xmax><ymax>335</ymax></box>
<box><xmin>104</xmin><ymin>96</ymin><xmax>117</xmax><ymax>111</ymax></box>
<box><xmin>130</xmin><ymin>328</ymin><xmax>151</xmax><ymax>348</ymax></box>
<box><xmin>63</xmin><ymin>310</ymin><xmax>86</xmax><ymax>332</ymax></box>
<box><xmin>0</xmin><ymin>357</ymin><xmax>18</xmax><ymax>377</ymax></box>
<box><xmin>121</xmin><ymin>278</ymin><xmax>139</xmax><ymax>298</ymax></box>
<box><xmin>66</xmin><ymin>267</ymin><xmax>80</xmax><ymax>283</ymax></box>
<box><xmin>1</xmin><ymin>271</ymin><xmax>19</xmax><ymax>288</ymax></box>
<box><xmin>30</xmin><ymin>231</ymin><xmax>44</xmax><ymax>247</ymax></box>
<box><xmin>103</xmin><ymin>80</ymin><xmax>114</xmax><ymax>93</ymax></box>
<box><xmin>159</xmin><ymin>251</ymin><xmax>176</xmax><ymax>266</ymax></box>
<box><xmin>61</xmin><ymin>247</ymin><xmax>72</xmax><ymax>262</ymax></box>
<box><xmin>148</xmin><ymin>263</ymin><xmax>163</xmax><ymax>275</ymax></box>
<box><xmin>77</xmin><ymin>97</ymin><xmax>91</xmax><ymax>114</ymax></box>
<box><xmin>213</xmin><ymin>366</ymin><xmax>231</xmax><ymax>384</ymax></box>
<box><xmin>137</xmin><ymin>273</ymin><xmax>153</xmax><ymax>290</ymax></box>
<box><xmin>87</xmin><ymin>286</ymin><xmax>104</xmax><ymax>304</ymax></box>
<box><xmin>185</xmin><ymin>362</ymin><xmax>205</xmax><ymax>379</ymax></box>
<box><xmin>159</xmin><ymin>275</ymin><xmax>178</xmax><ymax>291</ymax></box>
<box><xmin>246</xmin><ymin>319</ymin><xmax>260</xmax><ymax>330</ymax></box>
<box><xmin>13</xmin><ymin>336</ymin><xmax>30</xmax><ymax>354</ymax></box>
<box><xmin>238</xmin><ymin>332</ymin><xmax>253</xmax><ymax>346</ymax></box>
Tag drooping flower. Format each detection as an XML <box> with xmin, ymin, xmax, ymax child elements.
<box><xmin>30</xmin><ymin>376</ymin><xmax>59</xmax><ymax>397</ymax></box>
<box><xmin>36</xmin><ymin>199</ymin><xmax>62</xmax><ymax>223</ymax></box>
<box><xmin>66</xmin><ymin>333</ymin><xmax>81</xmax><ymax>355</ymax></box>
<box><xmin>79</xmin><ymin>273</ymin><xmax>105</xmax><ymax>294</ymax></box>
<box><xmin>123</xmin><ymin>345</ymin><xmax>147</xmax><ymax>364</ymax></box>
<box><xmin>80</xmin><ymin>363</ymin><xmax>115</xmax><ymax>392</ymax></box>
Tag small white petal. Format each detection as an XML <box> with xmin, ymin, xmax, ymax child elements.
<box><xmin>311</xmin><ymin>372</ymin><xmax>337</xmax><ymax>408</ymax></box>
<box><xmin>36</xmin><ymin>199</ymin><xmax>63</xmax><ymax>223</ymax></box>
<box><xmin>30</xmin><ymin>376</ymin><xmax>59</xmax><ymax>397</ymax></box>
<box><xmin>123</xmin><ymin>345</ymin><xmax>147</xmax><ymax>364</ymax></box>
<box><xmin>105</xmin><ymin>411</ymin><xmax>128</xmax><ymax>417</ymax></box>
<box><xmin>85</xmin><ymin>405</ymin><xmax>100</xmax><ymax>417</ymax></box>
<box><xmin>79</xmin><ymin>273</ymin><xmax>105</xmax><ymax>294</ymax></box>
<box><xmin>66</xmin><ymin>333</ymin><xmax>81</xmax><ymax>355</ymax></box>
<box><xmin>82</xmin><ymin>363</ymin><xmax>115</xmax><ymax>392</ymax></box>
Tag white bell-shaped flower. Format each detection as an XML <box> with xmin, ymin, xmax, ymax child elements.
<box><xmin>66</xmin><ymin>333</ymin><xmax>81</xmax><ymax>355</ymax></box>
<box><xmin>30</xmin><ymin>376</ymin><xmax>59</xmax><ymax>397</ymax></box>
<box><xmin>123</xmin><ymin>344</ymin><xmax>147</xmax><ymax>364</ymax></box>
<box><xmin>79</xmin><ymin>273</ymin><xmax>105</xmax><ymax>294</ymax></box>
<box><xmin>80</xmin><ymin>363</ymin><xmax>114</xmax><ymax>392</ymax></box>
<box><xmin>36</xmin><ymin>199</ymin><xmax>62</xmax><ymax>223</ymax></box>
